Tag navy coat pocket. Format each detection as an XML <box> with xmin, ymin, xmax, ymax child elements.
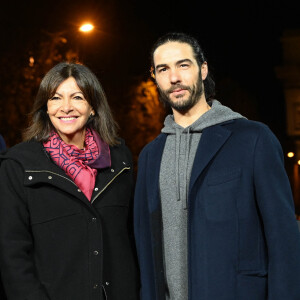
<box><xmin>205</xmin><ymin>167</ymin><xmax>241</xmax><ymax>221</ymax></box>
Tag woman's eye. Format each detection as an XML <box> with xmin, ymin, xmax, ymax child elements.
<box><xmin>50</xmin><ymin>96</ymin><xmax>60</xmax><ymax>100</ymax></box>
<box><xmin>73</xmin><ymin>95</ymin><xmax>84</xmax><ymax>100</ymax></box>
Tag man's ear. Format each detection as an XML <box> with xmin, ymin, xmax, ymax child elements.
<box><xmin>150</xmin><ymin>66</ymin><xmax>156</xmax><ymax>79</ymax></box>
<box><xmin>201</xmin><ymin>62</ymin><xmax>208</xmax><ymax>80</ymax></box>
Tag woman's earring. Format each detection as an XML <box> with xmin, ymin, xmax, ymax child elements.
<box><xmin>88</xmin><ymin>112</ymin><xmax>94</xmax><ymax>120</ymax></box>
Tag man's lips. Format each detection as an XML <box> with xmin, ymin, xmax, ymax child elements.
<box><xmin>167</xmin><ymin>85</ymin><xmax>190</xmax><ymax>94</ymax></box>
<box><xmin>170</xmin><ymin>88</ymin><xmax>186</xmax><ymax>95</ymax></box>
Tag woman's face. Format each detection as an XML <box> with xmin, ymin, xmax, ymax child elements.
<box><xmin>47</xmin><ymin>77</ymin><xmax>94</xmax><ymax>148</ymax></box>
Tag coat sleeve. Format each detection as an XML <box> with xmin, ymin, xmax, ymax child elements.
<box><xmin>134</xmin><ymin>148</ymin><xmax>157</xmax><ymax>300</ymax></box>
<box><xmin>0</xmin><ymin>159</ymin><xmax>50</xmax><ymax>300</ymax></box>
<box><xmin>134</xmin><ymin>149</ymin><xmax>147</xmax><ymax>267</ymax></box>
<box><xmin>253</xmin><ymin>125</ymin><xmax>300</xmax><ymax>299</ymax></box>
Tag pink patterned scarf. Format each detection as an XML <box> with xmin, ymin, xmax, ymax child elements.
<box><xmin>43</xmin><ymin>128</ymin><xmax>111</xmax><ymax>201</ymax></box>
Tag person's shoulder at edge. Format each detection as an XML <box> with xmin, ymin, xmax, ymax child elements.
<box><xmin>0</xmin><ymin>140</ymin><xmax>43</xmax><ymax>168</ymax></box>
<box><xmin>0</xmin><ymin>135</ymin><xmax>6</xmax><ymax>151</ymax></box>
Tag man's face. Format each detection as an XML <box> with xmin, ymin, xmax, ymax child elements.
<box><xmin>153</xmin><ymin>41</ymin><xmax>207</xmax><ymax>112</ymax></box>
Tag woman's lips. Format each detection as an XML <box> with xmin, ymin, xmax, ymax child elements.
<box><xmin>58</xmin><ymin>116</ymin><xmax>78</xmax><ymax>123</ymax></box>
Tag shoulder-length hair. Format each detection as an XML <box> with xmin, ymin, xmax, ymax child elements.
<box><xmin>150</xmin><ymin>32</ymin><xmax>215</xmax><ymax>101</ymax></box>
<box><xmin>23</xmin><ymin>62</ymin><xmax>119</xmax><ymax>145</ymax></box>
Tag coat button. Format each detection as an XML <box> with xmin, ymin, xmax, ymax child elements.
<box><xmin>93</xmin><ymin>283</ymin><xmax>99</xmax><ymax>289</ymax></box>
<box><xmin>94</xmin><ymin>187</ymin><xmax>99</xmax><ymax>191</ymax></box>
<box><xmin>48</xmin><ymin>176</ymin><xmax>52</xmax><ymax>180</ymax></box>
<box><xmin>105</xmin><ymin>281</ymin><xmax>110</xmax><ymax>286</ymax></box>
<box><xmin>77</xmin><ymin>189</ymin><xmax>81</xmax><ymax>192</ymax></box>
<box><xmin>28</xmin><ymin>176</ymin><xmax>33</xmax><ymax>180</ymax></box>
<box><xmin>111</xmin><ymin>169</ymin><xmax>114</xmax><ymax>172</ymax></box>
<box><xmin>122</xmin><ymin>161</ymin><xmax>126</xmax><ymax>165</ymax></box>
<box><xmin>93</xmin><ymin>250</ymin><xmax>99</xmax><ymax>256</ymax></box>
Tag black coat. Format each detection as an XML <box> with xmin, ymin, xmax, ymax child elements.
<box><xmin>0</xmin><ymin>140</ymin><xmax>140</xmax><ymax>300</ymax></box>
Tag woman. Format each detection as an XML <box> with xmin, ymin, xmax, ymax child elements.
<box><xmin>0</xmin><ymin>62</ymin><xmax>140</xmax><ymax>300</ymax></box>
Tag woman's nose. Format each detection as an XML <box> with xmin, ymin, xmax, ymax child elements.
<box><xmin>61</xmin><ymin>99</ymin><xmax>73</xmax><ymax>113</ymax></box>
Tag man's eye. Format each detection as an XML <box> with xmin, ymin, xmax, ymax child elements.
<box><xmin>158</xmin><ymin>68</ymin><xmax>167</xmax><ymax>73</ymax></box>
<box><xmin>180</xmin><ymin>64</ymin><xmax>189</xmax><ymax>68</ymax></box>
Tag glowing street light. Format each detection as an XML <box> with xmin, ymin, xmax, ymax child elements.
<box><xmin>288</xmin><ymin>152</ymin><xmax>295</xmax><ymax>158</ymax></box>
<box><xmin>79</xmin><ymin>23</ymin><xmax>94</xmax><ymax>33</ymax></box>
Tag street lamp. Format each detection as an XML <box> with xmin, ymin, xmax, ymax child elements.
<box><xmin>79</xmin><ymin>23</ymin><xmax>94</xmax><ymax>33</ymax></box>
<box><xmin>77</xmin><ymin>23</ymin><xmax>95</xmax><ymax>63</ymax></box>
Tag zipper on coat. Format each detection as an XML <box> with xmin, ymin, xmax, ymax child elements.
<box><xmin>91</xmin><ymin>167</ymin><xmax>130</xmax><ymax>204</ymax></box>
<box><xmin>102</xmin><ymin>284</ymin><xmax>108</xmax><ymax>300</ymax></box>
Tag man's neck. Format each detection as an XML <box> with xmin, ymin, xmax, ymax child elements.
<box><xmin>173</xmin><ymin>97</ymin><xmax>211</xmax><ymax>128</ymax></box>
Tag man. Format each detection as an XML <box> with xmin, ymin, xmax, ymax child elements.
<box><xmin>134</xmin><ymin>32</ymin><xmax>300</xmax><ymax>300</ymax></box>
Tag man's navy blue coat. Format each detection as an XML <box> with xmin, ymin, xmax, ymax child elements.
<box><xmin>134</xmin><ymin>118</ymin><xmax>300</xmax><ymax>300</ymax></box>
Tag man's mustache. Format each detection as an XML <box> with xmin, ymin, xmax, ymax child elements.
<box><xmin>166</xmin><ymin>85</ymin><xmax>191</xmax><ymax>93</ymax></box>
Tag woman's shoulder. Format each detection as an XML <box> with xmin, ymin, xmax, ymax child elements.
<box><xmin>110</xmin><ymin>138</ymin><xmax>130</xmax><ymax>151</ymax></box>
<box><xmin>110</xmin><ymin>138</ymin><xmax>133</xmax><ymax>164</ymax></box>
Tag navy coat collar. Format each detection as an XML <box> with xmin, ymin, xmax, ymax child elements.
<box><xmin>146</xmin><ymin>122</ymin><xmax>233</xmax><ymax>212</ymax></box>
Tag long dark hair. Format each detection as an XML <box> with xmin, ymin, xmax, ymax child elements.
<box><xmin>150</xmin><ymin>32</ymin><xmax>215</xmax><ymax>100</ymax></box>
<box><xmin>23</xmin><ymin>62</ymin><xmax>119</xmax><ymax>145</ymax></box>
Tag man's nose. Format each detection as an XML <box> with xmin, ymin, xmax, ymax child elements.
<box><xmin>169</xmin><ymin>69</ymin><xmax>181</xmax><ymax>84</ymax></box>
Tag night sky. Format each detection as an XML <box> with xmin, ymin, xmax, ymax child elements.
<box><xmin>0</xmin><ymin>0</ymin><xmax>299</xmax><ymax>149</ymax></box>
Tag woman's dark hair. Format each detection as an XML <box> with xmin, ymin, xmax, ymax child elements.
<box><xmin>23</xmin><ymin>62</ymin><xmax>119</xmax><ymax>145</ymax></box>
<box><xmin>150</xmin><ymin>32</ymin><xmax>215</xmax><ymax>100</ymax></box>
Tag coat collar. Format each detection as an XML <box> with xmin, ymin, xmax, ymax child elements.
<box><xmin>146</xmin><ymin>134</ymin><xmax>167</xmax><ymax>212</ymax></box>
<box><xmin>189</xmin><ymin>123</ymin><xmax>232</xmax><ymax>192</ymax></box>
<box><xmin>145</xmin><ymin>123</ymin><xmax>232</xmax><ymax>211</ymax></box>
<box><xmin>2</xmin><ymin>140</ymin><xmax>131</xmax><ymax>208</ymax></box>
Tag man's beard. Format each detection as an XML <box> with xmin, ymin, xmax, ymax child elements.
<box><xmin>157</xmin><ymin>76</ymin><xmax>204</xmax><ymax>112</ymax></box>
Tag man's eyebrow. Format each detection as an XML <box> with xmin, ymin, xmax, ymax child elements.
<box><xmin>176</xmin><ymin>59</ymin><xmax>193</xmax><ymax>65</ymax></box>
<box><xmin>155</xmin><ymin>64</ymin><xmax>167</xmax><ymax>71</ymax></box>
<box><xmin>155</xmin><ymin>59</ymin><xmax>193</xmax><ymax>70</ymax></box>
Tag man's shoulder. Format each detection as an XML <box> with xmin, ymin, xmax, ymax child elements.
<box><xmin>139</xmin><ymin>133</ymin><xmax>167</xmax><ymax>158</ymax></box>
<box><xmin>221</xmin><ymin>119</ymin><xmax>282</xmax><ymax>149</ymax></box>
<box><xmin>222</xmin><ymin>118</ymin><xmax>272</xmax><ymax>135</ymax></box>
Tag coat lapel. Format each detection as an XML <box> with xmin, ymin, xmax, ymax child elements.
<box><xmin>146</xmin><ymin>134</ymin><xmax>167</xmax><ymax>212</ymax></box>
<box><xmin>189</xmin><ymin>124</ymin><xmax>232</xmax><ymax>192</ymax></box>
